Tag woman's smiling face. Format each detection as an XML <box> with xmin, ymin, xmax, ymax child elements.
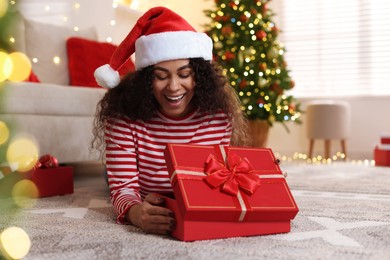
<box><xmin>152</xmin><ymin>59</ymin><xmax>196</xmax><ymax>118</ymax></box>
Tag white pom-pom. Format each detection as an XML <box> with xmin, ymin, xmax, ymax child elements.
<box><xmin>94</xmin><ymin>64</ymin><xmax>120</xmax><ymax>89</ymax></box>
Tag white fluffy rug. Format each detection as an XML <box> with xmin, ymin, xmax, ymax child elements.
<box><xmin>1</xmin><ymin>162</ymin><xmax>390</xmax><ymax>260</ymax></box>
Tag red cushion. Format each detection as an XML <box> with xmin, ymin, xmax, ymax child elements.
<box><xmin>66</xmin><ymin>37</ymin><xmax>135</xmax><ymax>88</ymax></box>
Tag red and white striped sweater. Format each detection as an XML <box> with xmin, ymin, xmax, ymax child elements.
<box><xmin>105</xmin><ymin>109</ymin><xmax>232</xmax><ymax>223</ymax></box>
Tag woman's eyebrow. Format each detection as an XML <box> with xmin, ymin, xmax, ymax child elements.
<box><xmin>153</xmin><ymin>64</ymin><xmax>192</xmax><ymax>73</ymax></box>
<box><xmin>153</xmin><ymin>67</ymin><xmax>169</xmax><ymax>73</ymax></box>
<box><xmin>177</xmin><ymin>64</ymin><xmax>192</xmax><ymax>71</ymax></box>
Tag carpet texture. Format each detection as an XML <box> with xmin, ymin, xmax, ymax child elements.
<box><xmin>1</xmin><ymin>162</ymin><xmax>390</xmax><ymax>260</ymax></box>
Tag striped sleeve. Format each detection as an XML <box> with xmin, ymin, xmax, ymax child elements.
<box><xmin>105</xmin><ymin>119</ymin><xmax>142</xmax><ymax>224</ymax></box>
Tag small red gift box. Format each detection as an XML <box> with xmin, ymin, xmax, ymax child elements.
<box><xmin>28</xmin><ymin>166</ymin><xmax>74</xmax><ymax>197</ymax></box>
<box><xmin>374</xmin><ymin>145</ymin><xmax>390</xmax><ymax>167</ymax></box>
<box><xmin>162</xmin><ymin>144</ymin><xmax>299</xmax><ymax>241</ymax></box>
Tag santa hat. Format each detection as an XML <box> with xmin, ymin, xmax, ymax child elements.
<box><xmin>94</xmin><ymin>6</ymin><xmax>213</xmax><ymax>89</ymax></box>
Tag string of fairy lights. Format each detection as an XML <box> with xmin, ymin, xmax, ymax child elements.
<box><xmin>274</xmin><ymin>152</ymin><xmax>375</xmax><ymax>166</ymax></box>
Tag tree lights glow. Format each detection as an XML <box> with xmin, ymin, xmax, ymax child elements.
<box><xmin>204</xmin><ymin>0</ymin><xmax>302</xmax><ymax>130</ymax></box>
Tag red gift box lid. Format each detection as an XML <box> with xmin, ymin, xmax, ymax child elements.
<box><xmin>164</xmin><ymin>144</ymin><xmax>299</xmax><ymax>223</ymax></box>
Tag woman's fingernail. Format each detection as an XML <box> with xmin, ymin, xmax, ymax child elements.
<box><xmin>169</xmin><ymin>219</ymin><xmax>176</xmax><ymax>230</ymax></box>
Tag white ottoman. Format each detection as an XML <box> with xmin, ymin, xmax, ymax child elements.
<box><xmin>306</xmin><ymin>100</ymin><xmax>351</xmax><ymax>159</ymax></box>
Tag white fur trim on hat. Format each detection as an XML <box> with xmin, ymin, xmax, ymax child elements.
<box><xmin>135</xmin><ymin>31</ymin><xmax>213</xmax><ymax>70</ymax></box>
<box><xmin>94</xmin><ymin>64</ymin><xmax>121</xmax><ymax>89</ymax></box>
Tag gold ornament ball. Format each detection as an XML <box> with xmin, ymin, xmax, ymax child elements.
<box><xmin>267</xmin><ymin>47</ymin><xmax>279</xmax><ymax>59</ymax></box>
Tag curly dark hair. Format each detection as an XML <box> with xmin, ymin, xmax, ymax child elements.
<box><xmin>91</xmin><ymin>58</ymin><xmax>249</xmax><ymax>153</ymax></box>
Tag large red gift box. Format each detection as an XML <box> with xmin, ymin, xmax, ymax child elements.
<box><xmin>162</xmin><ymin>144</ymin><xmax>299</xmax><ymax>241</ymax></box>
<box><xmin>27</xmin><ymin>166</ymin><xmax>74</xmax><ymax>197</ymax></box>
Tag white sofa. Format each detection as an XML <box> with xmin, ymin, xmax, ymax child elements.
<box><xmin>0</xmin><ymin>13</ymin><xmax>116</xmax><ymax>169</ymax></box>
<box><xmin>0</xmin><ymin>82</ymin><xmax>106</xmax><ymax>164</ymax></box>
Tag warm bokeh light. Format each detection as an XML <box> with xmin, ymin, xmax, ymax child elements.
<box><xmin>0</xmin><ymin>226</ymin><xmax>31</xmax><ymax>259</ymax></box>
<box><xmin>11</xmin><ymin>179</ymin><xmax>39</xmax><ymax>207</ymax></box>
<box><xmin>0</xmin><ymin>51</ymin><xmax>12</xmax><ymax>82</ymax></box>
<box><xmin>6</xmin><ymin>136</ymin><xmax>39</xmax><ymax>172</ymax></box>
<box><xmin>0</xmin><ymin>0</ymin><xmax>8</xmax><ymax>18</ymax></box>
<box><xmin>0</xmin><ymin>165</ymin><xmax>12</xmax><ymax>179</ymax></box>
<box><xmin>0</xmin><ymin>121</ymin><xmax>10</xmax><ymax>145</ymax></box>
<box><xmin>120</xmin><ymin>0</ymin><xmax>133</xmax><ymax>6</ymax></box>
<box><xmin>7</xmin><ymin>52</ymin><xmax>32</xmax><ymax>82</ymax></box>
<box><xmin>53</xmin><ymin>56</ymin><xmax>61</xmax><ymax>65</ymax></box>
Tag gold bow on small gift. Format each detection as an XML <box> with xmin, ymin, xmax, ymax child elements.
<box><xmin>204</xmin><ymin>151</ymin><xmax>260</xmax><ymax>196</ymax></box>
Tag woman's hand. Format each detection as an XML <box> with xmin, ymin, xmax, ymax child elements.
<box><xmin>127</xmin><ymin>194</ymin><xmax>176</xmax><ymax>235</ymax></box>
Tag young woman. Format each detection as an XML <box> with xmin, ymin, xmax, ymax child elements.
<box><xmin>92</xmin><ymin>7</ymin><xmax>249</xmax><ymax>236</ymax></box>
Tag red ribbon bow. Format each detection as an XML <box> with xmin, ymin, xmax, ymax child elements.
<box><xmin>34</xmin><ymin>154</ymin><xmax>59</xmax><ymax>170</ymax></box>
<box><xmin>204</xmin><ymin>151</ymin><xmax>260</xmax><ymax>196</ymax></box>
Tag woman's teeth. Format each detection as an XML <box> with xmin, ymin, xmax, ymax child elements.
<box><xmin>166</xmin><ymin>94</ymin><xmax>184</xmax><ymax>102</ymax></box>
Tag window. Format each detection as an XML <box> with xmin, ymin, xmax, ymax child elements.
<box><xmin>272</xmin><ymin>0</ymin><xmax>390</xmax><ymax>96</ymax></box>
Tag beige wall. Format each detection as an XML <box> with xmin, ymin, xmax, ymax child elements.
<box><xmin>112</xmin><ymin>1</ymin><xmax>214</xmax><ymax>44</ymax></box>
<box><xmin>127</xmin><ymin>0</ymin><xmax>214</xmax><ymax>32</ymax></box>
<box><xmin>23</xmin><ymin>0</ymin><xmax>388</xmax><ymax>160</ymax></box>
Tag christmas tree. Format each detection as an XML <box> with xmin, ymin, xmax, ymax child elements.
<box><xmin>204</xmin><ymin>0</ymin><xmax>301</xmax><ymax>131</ymax></box>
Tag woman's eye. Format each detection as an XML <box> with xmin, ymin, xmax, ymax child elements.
<box><xmin>178</xmin><ymin>70</ymin><xmax>193</xmax><ymax>79</ymax></box>
<box><xmin>178</xmin><ymin>73</ymin><xmax>191</xmax><ymax>79</ymax></box>
<box><xmin>154</xmin><ymin>74</ymin><xmax>168</xmax><ymax>80</ymax></box>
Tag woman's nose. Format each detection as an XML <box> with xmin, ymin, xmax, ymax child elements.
<box><xmin>167</xmin><ymin>76</ymin><xmax>181</xmax><ymax>91</ymax></box>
